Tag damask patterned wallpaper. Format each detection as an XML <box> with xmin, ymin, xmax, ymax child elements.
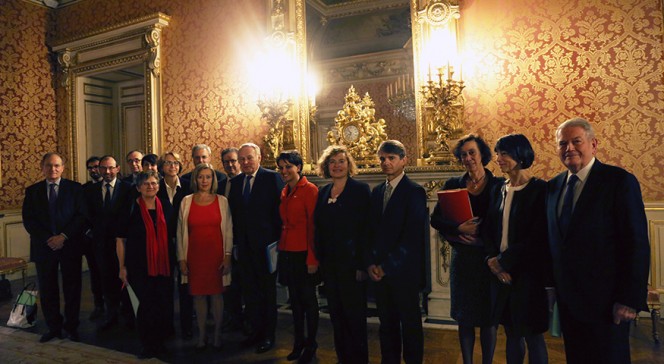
<box><xmin>1</xmin><ymin>0</ymin><xmax>662</xmax><ymax>211</ymax></box>
<box><xmin>459</xmin><ymin>0</ymin><xmax>663</xmax><ymax>200</ymax></box>
<box><xmin>54</xmin><ymin>0</ymin><xmax>268</xmax><ymax>175</ymax></box>
<box><xmin>0</xmin><ymin>0</ymin><xmax>57</xmax><ymax>210</ymax></box>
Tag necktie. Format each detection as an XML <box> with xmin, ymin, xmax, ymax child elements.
<box><xmin>383</xmin><ymin>182</ymin><xmax>393</xmax><ymax>212</ymax></box>
<box><xmin>104</xmin><ymin>183</ymin><xmax>112</xmax><ymax>210</ymax></box>
<box><xmin>559</xmin><ymin>174</ymin><xmax>579</xmax><ymax>235</ymax></box>
<box><xmin>243</xmin><ymin>175</ymin><xmax>252</xmax><ymax>204</ymax></box>
<box><xmin>49</xmin><ymin>183</ymin><xmax>57</xmax><ymax>234</ymax></box>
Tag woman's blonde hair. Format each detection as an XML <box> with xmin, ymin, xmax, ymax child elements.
<box><xmin>191</xmin><ymin>163</ymin><xmax>217</xmax><ymax>193</ymax></box>
<box><xmin>316</xmin><ymin>145</ymin><xmax>358</xmax><ymax>178</ymax></box>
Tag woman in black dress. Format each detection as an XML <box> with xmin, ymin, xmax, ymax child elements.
<box><xmin>116</xmin><ymin>171</ymin><xmax>174</xmax><ymax>359</ymax></box>
<box><xmin>430</xmin><ymin>134</ymin><xmax>503</xmax><ymax>364</ymax></box>
<box><xmin>314</xmin><ymin>145</ymin><xmax>371</xmax><ymax>364</ymax></box>
<box><xmin>484</xmin><ymin>134</ymin><xmax>551</xmax><ymax>364</ymax></box>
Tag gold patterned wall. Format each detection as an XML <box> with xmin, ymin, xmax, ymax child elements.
<box><xmin>53</xmin><ymin>0</ymin><xmax>268</xmax><ymax>174</ymax></box>
<box><xmin>1</xmin><ymin>0</ymin><xmax>662</xmax><ymax>211</ymax></box>
<box><xmin>459</xmin><ymin>0</ymin><xmax>664</xmax><ymax>201</ymax></box>
<box><xmin>0</xmin><ymin>0</ymin><xmax>57</xmax><ymax>210</ymax></box>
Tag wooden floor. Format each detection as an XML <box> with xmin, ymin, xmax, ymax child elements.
<box><xmin>1</xmin><ymin>272</ymin><xmax>662</xmax><ymax>363</ymax></box>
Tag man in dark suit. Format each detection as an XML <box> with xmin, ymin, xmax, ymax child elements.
<box><xmin>82</xmin><ymin>156</ymin><xmax>105</xmax><ymax>320</ymax></box>
<box><xmin>121</xmin><ymin>150</ymin><xmax>143</xmax><ymax>186</ymax></box>
<box><xmin>180</xmin><ymin>144</ymin><xmax>227</xmax><ymax>195</ymax></box>
<box><xmin>23</xmin><ymin>152</ymin><xmax>86</xmax><ymax>342</ymax></box>
<box><xmin>228</xmin><ymin>143</ymin><xmax>284</xmax><ymax>353</ymax></box>
<box><xmin>546</xmin><ymin>117</ymin><xmax>649</xmax><ymax>364</ymax></box>
<box><xmin>367</xmin><ymin>140</ymin><xmax>427</xmax><ymax>364</ymax></box>
<box><xmin>84</xmin><ymin>155</ymin><xmax>133</xmax><ymax>330</ymax></box>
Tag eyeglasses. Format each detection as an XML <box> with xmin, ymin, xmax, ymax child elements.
<box><xmin>162</xmin><ymin>161</ymin><xmax>178</xmax><ymax>167</ymax></box>
<box><xmin>141</xmin><ymin>182</ymin><xmax>158</xmax><ymax>187</ymax></box>
<box><xmin>87</xmin><ymin>165</ymin><xmax>99</xmax><ymax>170</ymax></box>
<box><xmin>128</xmin><ymin>159</ymin><xmax>141</xmax><ymax>164</ymax></box>
<box><xmin>98</xmin><ymin>166</ymin><xmax>117</xmax><ymax>171</ymax></box>
<box><xmin>222</xmin><ymin>159</ymin><xmax>238</xmax><ymax>165</ymax></box>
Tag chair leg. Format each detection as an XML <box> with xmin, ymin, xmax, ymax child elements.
<box><xmin>651</xmin><ymin>308</ymin><xmax>660</xmax><ymax>344</ymax></box>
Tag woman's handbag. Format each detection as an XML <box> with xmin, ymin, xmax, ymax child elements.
<box><xmin>7</xmin><ymin>282</ymin><xmax>38</xmax><ymax>328</ymax></box>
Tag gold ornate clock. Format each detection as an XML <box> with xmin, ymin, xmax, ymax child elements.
<box><xmin>327</xmin><ymin>85</ymin><xmax>388</xmax><ymax>168</ymax></box>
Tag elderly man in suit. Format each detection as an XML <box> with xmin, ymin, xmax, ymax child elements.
<box><xmin>180</xmin><ymin>144</ymin><xmax>227</xmax><ymax>195</ymax></box>
<box><xmin>228</xmin><ymin>142</ymin><xmax>284</xmax><ymax>353</ymax></box>
<box><xmin>367</xmin><ymin>140</ymin><xmax>427</xmax><ymax>364</ymax></box>
<box><xmin>121</xmin><ymin>150</ymin><xmax>144</xmax><ymax>186</ymax></box>
<box><xmin>84</xmin><ymin>155</ymin><xmax>133</xmax><ymax>331</ymax></box>
<box><xmin>546</xmin><ymin>117</ymin><xmax>649</xmax><ymax>363</ymax></box>
<box><xmin>23</xmin><ymin>153</ymin><xmax>86</xmax><ymax>342</ymax></box>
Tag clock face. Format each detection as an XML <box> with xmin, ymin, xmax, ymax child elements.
<box><xmin>342</xmin><ymin>124</ymin><xmax>360</xmax><ymax>143</ymax></box>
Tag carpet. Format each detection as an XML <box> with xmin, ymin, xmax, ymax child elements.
<box><xmin>0</xmin><ymin>326</ymin><xmax>163</xmax><ymax>363</ymax></box>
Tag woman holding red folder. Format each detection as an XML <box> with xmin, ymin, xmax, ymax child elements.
<box><xmin>431</xmin><ymin>134</ymin><xmax>504</xmax><ymax>364</ymax></box>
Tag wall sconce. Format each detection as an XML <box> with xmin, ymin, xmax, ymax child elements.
<box><xmin>412</xmin><ymin>0</ymin><xmax>465</xmax><ymax>166</ymax></box>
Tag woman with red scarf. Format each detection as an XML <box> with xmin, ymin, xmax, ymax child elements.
<box><xmin>116</xmin><ymin>171</ymin><xmax>175</xmax><ymax>359</ymax></box>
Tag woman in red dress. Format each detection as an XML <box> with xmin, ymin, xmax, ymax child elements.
<box><xmin>177</xmin><ymin>163</ymin><xmax>233</xmax><ymax>350</ymax></box>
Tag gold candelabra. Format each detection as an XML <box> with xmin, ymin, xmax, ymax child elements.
<box><xmin>420</xmin><ymin>65</ymin><xmax>465</xmax><ymax>165</ymax></box>
<box><xmin>258</xmin><ymin>95</ymin><xmax>295</xmax><ymax>167</ymax></box>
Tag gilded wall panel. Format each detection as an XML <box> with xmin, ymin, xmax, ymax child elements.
<box><xmin>0</xmin><ymin>0</ymin><xmax>57</xmax><ymax>210</ymax></box>
<box><xmin>460</xmin><ymin>0</ymin><xmax>664</xmax><ymax>200</ymax></box>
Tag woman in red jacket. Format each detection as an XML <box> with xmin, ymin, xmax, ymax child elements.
<box><xmin>277</xmin><ymin>150</ymin><xmax>320</xmax><ymax>364</ymax></box>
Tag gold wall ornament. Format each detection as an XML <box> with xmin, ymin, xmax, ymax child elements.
<box><xmin>327</xmin><ymin>85</ymin><xmax>388</xmax><ymax>168</ymax></box>
<box><xmin>410</xmin><ymin>0</ymin><xmax>464</xmax><ymax>166</ymax></box>
<box><xmin>421</xmin><ymin>66</ymin><xmax>465</xmax><ymax>164</ymax></box>
<box><xmin>259</xmin><ymin>96</ymin><xmax>296</xmax><ymax>167</ymax></box>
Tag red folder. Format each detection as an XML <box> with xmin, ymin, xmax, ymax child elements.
<box><xmin>436</xmin><ymin>189</ymin><xmax>474</xmax><ymax>225</ymax></box>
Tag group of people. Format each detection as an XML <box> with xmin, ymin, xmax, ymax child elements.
<box><xmin>22</xmin><ymin>116</ymin><xmax>650</xmax><ymax>364</ymax></box>
<box><xmin>431</xmin><ymin>118</ymin><xmax>650</xmax><ymax>364</ymax></box>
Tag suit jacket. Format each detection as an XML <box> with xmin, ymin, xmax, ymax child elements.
<box><xmin>546</xmin><ymin>160</ymin><xmax>649</xmax><ymax>322</ymax></box>
<box><xmin>228</xmin><ymin>167</ymin><xmax>284</xmax><ymax>257</ymax></box>
<box><xmin>367</xmin><ymin>174</ymin><xmax>428</xmax><ymax>287</ymax></box>
<box><xmin>22</xmin><ymin>178</ymin><xmax>86</xmax><ymax>263</ymax></box>
<box><xmin>314</xmin><ymin>177</ymin><xmax>371</xmax><ymax>273</ymax></box>
<box><xmin>83</xmin><ymin>179</ymin><xmax>133</xmax><ymax>246</ymax></box>
<box><xmin>157</xmin><ymin>177</ymin><xmax>190</xmax><ymax>238</ymax></box>
<box><xmin>181</xmin><ymin>170</ymin><xmax>227</xmax><ymax>196</ymax></box>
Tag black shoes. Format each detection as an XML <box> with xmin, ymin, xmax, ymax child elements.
<box><xmin>287</xmin><ymin>345</ymin><xmax>304</xmax><ymax>360</ymax></box>
<box><xmin>65</xmin><ymin>330</ymin><xmax>80</xmax><ymax>342</ymax></box>
<box><xmin>89</xmin><ymin>306</ymin><xmax>105</xmax><ymax>320</ymax></box>
<box><xmin>298</xmin><ymin>344</ymin><xmax>317</xmax><ymax>364</ymax></box>
<box><xmin>39</xmin><ymin>330</ymin><xmax>63</xmax><ymax>343</ymax></box>
<box><xmin>256</xmin><ymin>338</ymin><xmax>274</xmax><ymax>353</ymax></box>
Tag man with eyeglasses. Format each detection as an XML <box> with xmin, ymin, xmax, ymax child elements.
<box><xmin>84</xmin><ymin>156</ymin><xmax>103</xmax><ymax>186</ymax></box>
<box><xmin>122</xmin><ymin>150</ymin><xmax>144</xmax><ymax>186</ymax></box>
<box><xmin>220</xmin><ymin>147</ymin><xmax>245</xmax><ymax>333</ymax></box>
<box><xmin>180</xmin><ymin>144</ymin><xmax>227</xmax><ymax>196</ymax></box>
<box><xmin>83</xmin><ymin>155</ymin><xmax>133</xmax><ymax>331</ymax></box>
<box><xmin>81</xmin><ymin>156</ymin><xmax>105</xmax><ymax>320</ymax></box>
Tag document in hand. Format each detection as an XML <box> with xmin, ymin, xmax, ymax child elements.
<box><xmin>266</xmin><ymin>240</ymin><xmax>279</xmax><ymax>274</ymax></box>
<box><xmin>436</xmin><ymin>189</ymin><xmax>473</xmax><ymax>225</ymax></box>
